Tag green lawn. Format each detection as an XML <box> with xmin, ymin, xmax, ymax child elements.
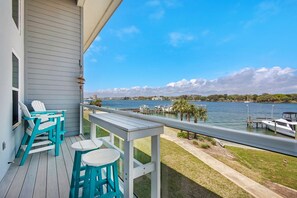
<box><xmin>133</xmin><ymin>137</ymin><xmax>251</xmax><ymax>198</ymax></box>
<box><xmin>82</xmin><ymin>110</ymin><xmax>109</xmax><ymax>138</ymax></box>
<box><xmin>222</xmin><ymin>146</ymin><xmax>297</xmax><ymax>190</ymax></box>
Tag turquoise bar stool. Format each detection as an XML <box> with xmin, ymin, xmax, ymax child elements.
<box><xmin>70</xmin><ymin>139</ymin><xmax>103</xmax><ymax>198</ymax></box>
<box><xmin>82</xmin><ymin>148</ymin><xmax>121</xmax><ymax>198</ymax></box>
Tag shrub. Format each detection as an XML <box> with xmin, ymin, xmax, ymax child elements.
<box><xmin>205</xmin><ymin>136</ymin><xmax>212</xmax><ymax>142</ymax></box>
<box><xmin>177</xmin><ymin>131</ymin><xmax>188</xmax><ymax>138</ymax></box>
<box><xmin>200</xmin><ymin>143</ymin><xmax>210</xmax><ymax>149</ymax></box>
<box><xmin>197</xmin><ymin>135</ymin><xmax>204</xmax><ymax>142</ymax></box>
<box><xmin>193</xmin><ymin>141</ymin><xmax>199</xmax><ymax>146</ymax></box>
<box><xmin>210</xmin><ymin>139</ymin><xmax>217</xmax><ymax>146</ymax></box>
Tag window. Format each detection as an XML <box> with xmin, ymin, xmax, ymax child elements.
<box><xmin>12</xmin><ymin>52</ymin><xmax>20</xmax><ymax>127</ymax></box>
<box><xmin>12</xmin><ymin>0</ymin><xmax>19</xmax><ymax>28</ymax></box>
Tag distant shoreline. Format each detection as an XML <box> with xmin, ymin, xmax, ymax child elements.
<box><xmin>99</xmin><ymin>99</ymin><xmax>297</xmax><ymax>104</ymax></box>
<box><xmin>89</xmin><ymin>93</ymin><xmax>297</xmax><ymax>104</ymax></box>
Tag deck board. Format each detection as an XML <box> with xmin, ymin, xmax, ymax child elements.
<box><xmin>61</xmin><ymin>139</ymin><xmax>73</xmax><ymax>183</ymax></box>
<box><xmin>46</xmin><ymin>150</ymin><xmax>59</xmax><ymax>198</ymax></box>
<box><xmin>33</xmin><ymin>151</ymin><xmax>48</xmax><ymax>198</ymax></box>
<box><xmin>19</xmin><ymin>153</ymin><xmax>40</xmax><ymax>198</ymax></box>
<box><xmin>0</xmin><ymin>137</ymin><xmax>81</xmax><ymax>198</ymax></box>
<box><xmin>65</xmin><ymin>137</ymin><xmax>75</xmax><ymax>160</ymax></box>
<box><xmin>0</xmin><ymin>163</ymin><xmax>18</xmax><ymax>198</ymax></box>
<box><xmin>56</xmin><ymin>145</ymin><xmax>70</xmax><ymax>197</ymax></box>
<box><xmin>5</xmin><ymin>155</ymin><xmax>32</xmax><ymax>198</ymax></box>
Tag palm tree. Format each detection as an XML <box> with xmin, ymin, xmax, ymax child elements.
<box><xmin>90</xmin><ymin>99</ymin><xmax>102</xmax><ymax>107</ymax></box>
<box><xmin>193</xmin><ymin>106</ymin><xmax>208</xmax><ymax>123</ymax></box>
<box><xmin>172</xmin><ymin>99</ymin><xmax>189</xmax><ymax>121</ymax></box>
<box><xmin>192</xmin><ymin>106</ymin><xmax>208</xmax><ymax>139</ymax></box>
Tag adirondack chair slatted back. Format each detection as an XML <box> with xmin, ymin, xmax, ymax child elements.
<box><xmin>18</xmin><ymin>101</ymin><xmax>35</xmax><ymax>129</ymax></box>
<box><xmin>31</xmin><ymin>100</ymin><xmax>46</xmax><ymax>111</ymax></box>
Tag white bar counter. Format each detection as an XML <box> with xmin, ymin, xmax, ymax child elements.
<box><xmin>89</xmin><ymin>113</ymin><xmax>164</xmax><ymax>198</ymax></box>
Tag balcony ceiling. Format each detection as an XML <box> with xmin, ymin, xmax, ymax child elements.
<box><xmin>77</xmin><ymin>0</ymin><xmax>122</xmax><ymax>52</ymax></box>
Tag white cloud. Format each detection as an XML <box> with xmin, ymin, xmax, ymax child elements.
<box><xmin>169</xmin><ymin>32</ymin><xmax>195</xmax><ymax>47</ymax></box>
<box><xmin>201</xmin><ymin>29</ymin><xmax>210</xmax><ymax>37</ymax></box>
<box><xmin>84</xmin><ymin>42</ymin><xmax>107</xmax><ymax>60</ymax></box>
<box><xmin>90</xmin><ymin>58</ymin><xmax>97</xmax><ymax>63</ymax></box>
<box><xmin>86</xmin><ymin>67</ymin><xmax>297</xmax><ymax>97</ymax></box>
<box><xmin>149</xmin><ymin>9</ymin><xmax>165</xmax><ymax>20</ymax></box>
<box><xmin>146</xmin><ymin>0</ymin><xmax>180</xmax><ymax>20</ymax></box>
<box><xmin>164</xmin><ymin>0</ymin><xmax>181</xmax><ymax>8</ymax></box>
<box><xmin>115</xmin><ymin>54</ymin><xmax>126</xmax><ymax>62</ymax></box>
<box><xmin>94</xmin><ymin>36</ymin><xmax>101</xmax><ymax>42</ymax></box>
<box><xmin>218</xmin><ymin>35</ymin><xmax>235</xmax><ymax>45</ymax></box>
<box><xmin>113</xmin><ymin>26</ymin><xmax>140</xmax><ymax>38</ymax></box>
<box><xmin>243</xmin><ymin>1</ymin><xmax>279</xmax><ymax>28</ymax></box>
<box><xmin>146</xmin><ymin>0</ymin><xmax>160</xmax><ymax>7</ymax></box>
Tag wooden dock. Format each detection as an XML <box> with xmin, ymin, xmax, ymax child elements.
<box><xmin>246</xmin><ymin>117</ymin><xmax>272</xmax><ymax>128</ymax></box>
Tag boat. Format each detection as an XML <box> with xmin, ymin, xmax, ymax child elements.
<box><xmin>262</xmin><ymin>112</ymin><xmax>297</xmax><ymax>137</ymax></box>
<box><xmin>139</xmin><ymin>105</ymin><xmax>150</xmax><ymax>113</ymax></box>
<box><xmin>282</xmin><ymin>112</ymin><xmax>297</xmax><ymax>122</ymax></box>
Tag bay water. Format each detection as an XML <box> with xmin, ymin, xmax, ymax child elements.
<box><xmin>102</xmin><ymin>100</ymin><xmax>297</xmax><ymax>137</ymax></box>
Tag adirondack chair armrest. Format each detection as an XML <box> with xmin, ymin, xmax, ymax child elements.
<box><xmin>46</xmin><ymin>110</ymin><xmax>67</xmax><ymax>113</ymax></box>
<box><xmin>22</xmin><ymin>116</ymin><xmax>43</xmax><ymax>124</ymax></box>
<box><xmin>30</xmin><ymin>111</ymin><xmax>55</xmax><ymax>115</ymax></box>
<box><xmin>44</xmin><ymin>114</ymin><xmax>63</xmax><ymax>120</ymax></box>
<box><xmin>23</xmin><ymin>116</ymin><xmax>37</xmax><ymax>120</ymax></box>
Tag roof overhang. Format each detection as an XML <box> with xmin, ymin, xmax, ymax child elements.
<box><xmin>77</xmin><ymin>0</ymin><xmax>122</xmax><ymax>52</ymax></box>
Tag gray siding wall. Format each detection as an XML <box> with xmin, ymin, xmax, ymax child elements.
<box><xmin>25</xmin><ymin>0</ymin><xmax>82</xmax><ymax>135</ymax></box>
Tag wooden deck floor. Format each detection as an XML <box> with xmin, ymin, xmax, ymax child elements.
<box><xmin>0</xmin><ymin>136</ymin><xmax>83</xmax><ymax>198</ymax></box>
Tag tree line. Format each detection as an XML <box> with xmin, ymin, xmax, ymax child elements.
<box><xmin>173</xmin><ymin>93</ymin><xmax>297</xmax><ymax>103</ymax></box>
<box><xmin>111</xmin><ymin>93</ymin><xmax>297</xmax><ymax>103</ymax></box>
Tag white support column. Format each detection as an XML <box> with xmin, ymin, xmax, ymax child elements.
<box><xmin>110</xmin><ymin>133</ymin><xmax>114</xmax><ymax>144</ymax></box>
<box><xmin>151</xmin><ymin>135</ymin><xmax>161</xmax><ymax>198</ymax></box>
<box><xmin>90</xmin><ymin>122</ymin><xmax>96</xmax><ymax>140</ymax></box>
<box><xmin>79</xmin><ymin>105</ymin><xmax>83</xmax><ymax>135</ymax></box>
<box><xmin>124</xmin><ymin>140</ymin><xmax>134</xmax><ymax>198</ymax></box>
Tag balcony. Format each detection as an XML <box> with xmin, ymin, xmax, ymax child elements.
<box><xmin>2</xmin><ymin>0</ymin><xmax>297</xmax><ymax>196</ymax></box>
<box><xmin>1</xmin><ymin>103</ymin><xmax>297</xmax><ymax>197</ymax></box>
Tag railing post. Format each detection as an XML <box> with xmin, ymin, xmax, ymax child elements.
<box><xmin>124</xmin><ymin>141</ymin><xmax>134</xmax><ymax>198</ymax></box>
<box><xmin>90</xmin><ymin>122</ymin><xmax>96</xmax><ymax>140</ymax></box>
<box><xmin>79</xmin><ymin>104</ymin><xmax>83</xmax><ymax>135</ymax></box>
<box><xmin>110</xmin><ymin>133</ymin><xmax>114</xmax><ymax>145</ymax></box>
<box><xmin>151</xmin><ymin>135</ymin><xmax>161</xmax><ymax>198</ymax></box>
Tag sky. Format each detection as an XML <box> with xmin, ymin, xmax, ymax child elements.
<box><xmin>84</xmin><ymin>0</ymin><xmax>297</xmax><ymax>97</ymax></box>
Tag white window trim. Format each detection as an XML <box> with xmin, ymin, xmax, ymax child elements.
<box><xmin>12</xmin><ymin>49</ymin><xmax>21</xmax><ymax>129</ymax></box>
<box><xmin>12</xmin><ymin>0</ymin><xmax>21</xmax><ymax>34</ymax></box>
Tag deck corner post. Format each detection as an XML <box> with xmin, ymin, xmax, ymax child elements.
<box><xmin>151</xmin><ymin>135</ymin><xmax>161</xmax><ymax>198</ymax></box>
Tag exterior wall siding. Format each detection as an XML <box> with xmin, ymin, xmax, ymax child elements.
<box><xmin>24</xmin><ymin>0</ymin><xmax>82</xmax><ymax>135</ymax></box>
<box><xmin>0</xmin><ymin>0</ymin><xmax>25</xmax><ymax>182</ymax></box>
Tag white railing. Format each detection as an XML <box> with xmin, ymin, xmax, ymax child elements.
<box><xmin>80</xmin><ymin>104</ymin><xmax>297</xmax><ymax>157</ymax></box>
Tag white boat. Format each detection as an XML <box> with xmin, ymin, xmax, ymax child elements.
<box><xmin>262</xmin><ymin>118</ymin><xmax>297</xmax><ymax>137</ymax></box>
<box><xmin>139</xmin><ymin>105</ymin><xmax>150</xmax><ymax>113</ymax></box>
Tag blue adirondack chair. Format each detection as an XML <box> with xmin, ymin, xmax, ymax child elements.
<box><xmin>16</xmin><ymin>101</ymin><xmax>62</xmax><ymax>166</ymax></box>
<box><xmin>31</xmin><ymin>100</ymin><xmax>66</xmax><ymax>137</ymax></box>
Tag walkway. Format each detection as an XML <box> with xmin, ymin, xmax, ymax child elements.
<box><xmin>161</xmin><ymin>133</ymin><xmax>283</xmax><ymax>198</ymax></box>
